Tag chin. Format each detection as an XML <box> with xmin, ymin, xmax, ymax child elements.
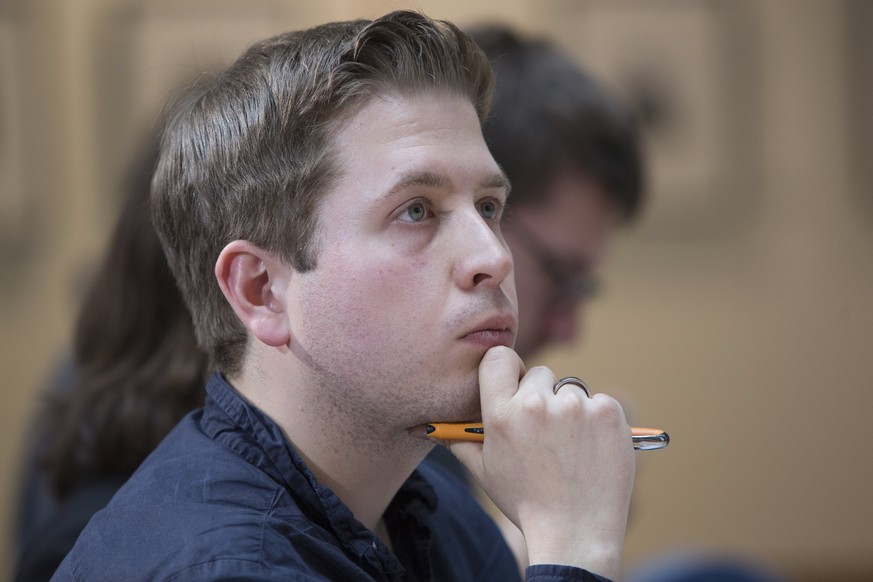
<box><xmin>419</xmin><ymin>397</ymin><xmax>480</xmax><ymax>425</ymax></box>
<box><xmin>442</xmin><ymin>397</ymin><xmax>481</xmax><ymax>424</ymax></box>
<box><xmin>408</xmin><ymin>373</ymin><xmax>480</xmax><ymax>423</ymax></box>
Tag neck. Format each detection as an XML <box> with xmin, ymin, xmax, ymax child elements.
<box><xmin>230</xmin><ymin>353</ymin><xmax>432</xmax><ymax>531</ymax></box>
<box><xmin>294</xmin><ymin>432</ymin><xmax>428</xmax><ymax>530</ymax></box>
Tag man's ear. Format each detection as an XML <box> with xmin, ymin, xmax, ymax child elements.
<box><xmin>215</xmin><ymin>240</ymin><xmax>291</xmax><ymax>348</ymax></box>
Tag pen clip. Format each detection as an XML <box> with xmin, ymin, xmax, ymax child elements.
<box><xmin>632</xmin><ymin>428</ymin><xmax>670</xmax><ymax>451</ymax></box>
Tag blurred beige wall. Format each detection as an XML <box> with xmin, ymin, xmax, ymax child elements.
<box><xmin>1</xmin><ymin>1</ymin><xmax>870</xmax><ymax>580</ymax></box>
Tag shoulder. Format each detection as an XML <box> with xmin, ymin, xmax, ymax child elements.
<box><xmin>119</xmin><ymin>411</ymin><xmax>277</xmax><ymax>505</ymax></box>
<box><xmin>16</xmin><ymin>477</ymin><xmax>126</xmax><ymax>581</ymax></box>
<box><xmin>56</xmin><ymin>414</ymin><xmax>300</xmax><ymax>580</ymax></box>
<box><xmin>57</xmin><ymin>474</ymin><xmax>326</xmax><ymax>581</ymax></box>
<box><xmin>54</xmin><ymin>550</ymin><xmax>323</xmax><ymax>582</ymax></box>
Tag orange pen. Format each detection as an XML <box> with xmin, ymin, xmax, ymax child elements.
<box><xmin>426</xmin><ymin>422</ymin><xmax>670</xmax><ymax>451</ymax></box>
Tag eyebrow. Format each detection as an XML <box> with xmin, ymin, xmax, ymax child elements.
<box><xmin>382</xmin><ymin>170</ymin><xmax>511</xmax><ymax>202</ymax></box>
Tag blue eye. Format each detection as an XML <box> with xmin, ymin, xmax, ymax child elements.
<box><xmin>478</xmin><ymin>199</ymin><xmax>501</xmax><ymax>220</ymax></box>
<box><xmin>399</xmin><ymin>202</ymin><xmax>430</xmax><ymax>223</ymax></box>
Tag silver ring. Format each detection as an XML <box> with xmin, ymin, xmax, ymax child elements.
<box><xmin>552</xmin><ymin>376</ymin><xmax>591</xmax><ymax>397</ymax></box>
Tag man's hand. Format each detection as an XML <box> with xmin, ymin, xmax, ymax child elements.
<box><xmin>446</xmin><ymin>346</ymin><xmax>635</xmax><ymax>580</ymax></box>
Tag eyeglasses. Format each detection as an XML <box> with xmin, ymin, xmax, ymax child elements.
<box><xmin>508</xmin><ymin>221</ymin><xmax>601</xmax><ymax>303</ymax></box>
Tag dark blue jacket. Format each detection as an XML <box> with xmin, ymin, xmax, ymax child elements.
<box><xmin>52</xmin><ymin>373</ymin><xmax>607</xmax><ymax>581</ymax></box>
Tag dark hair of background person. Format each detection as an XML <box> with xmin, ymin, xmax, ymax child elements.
<box><xmin>43</xmin><ymin>137</ymin><xmax>209</xmax><ymax>500</ymax></box>
<box><xmin>466</xmin><ymin>24</ymin><xmax>645</xmax><ymax>221</ymax></box>
<box><xmin>15</xmin><ymin>136</ymin><xmax>210</xmax><ymax>581</ymax></box>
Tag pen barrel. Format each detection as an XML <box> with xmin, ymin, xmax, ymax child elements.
<box><xmin>427</xmin><ymin>422</ymin><xmax>485</xmax><ymax>442</ymax></box>
<box><xmin>427</xmin><ymin>423</ymin><xmax>669</xmax><ymax>451</ymax></box>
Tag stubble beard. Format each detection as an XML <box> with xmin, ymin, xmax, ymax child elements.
<box><xmin>294</xmin><ymin>337</ymin><xmax>480</xmax><ymax>461</ymax></box>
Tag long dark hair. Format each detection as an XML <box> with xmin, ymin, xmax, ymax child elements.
<box><xmin>45</xmin><ymin>138</ymin><xmax>209</xmax><ymax>499</ymax></box>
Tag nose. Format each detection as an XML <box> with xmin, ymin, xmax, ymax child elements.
<box><xmin>452</xmin><ymin>211</ymin><xmax>513</xmax><ymax>291</ymax></box>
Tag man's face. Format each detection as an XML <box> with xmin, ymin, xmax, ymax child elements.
<box><xmin>504</xmin><ymin>172</ymin><xmax>616</xmax><ymax>359</ymax></box>
<box><xmin>287</xmin><ymin>93</ymin><xmax>517</xmax><ymax>431</ymax></box>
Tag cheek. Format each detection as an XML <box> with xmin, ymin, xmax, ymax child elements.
<box><xmin>314</xmin><ymin>255</ymin><xmax>436</xmax><ymax>335</ymax></box>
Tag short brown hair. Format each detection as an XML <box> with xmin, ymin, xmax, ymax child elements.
<box><xmin>152</xmin><ymin>11</ymin><xmax>494</xmax><ymax>376</ymax></box>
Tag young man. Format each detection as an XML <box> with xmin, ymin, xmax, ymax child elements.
<box><xmin>53</xmin><ymin>11</ymin><xmax>634</xmax><ymax>581</ymax></box>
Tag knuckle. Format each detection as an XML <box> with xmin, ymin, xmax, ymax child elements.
<box><xmin>590</xmin><ymin>394</ymin><xmax>628</xmax><ymax>426</ymax></box>
<box><xmin>525</xmin><ymin>365</ymin><xmax>553</xmax><ymax>380</ymax></box>
<box><xmin>518</xmin><ymin>390</ymin><xmax>549</xmax><ymax>416</ymax></box>
<box><xmin>555</xmin><ymin>392</ymin><xmax>587</xmax><ymax>416</ymax></box>
<box><xmin>520</xmin><ymin>365</ymin><xmax>556</xmax><ymax>389</ymax></box>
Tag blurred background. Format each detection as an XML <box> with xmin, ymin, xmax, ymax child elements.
<box><xmin>1</xmin><ymin>0</ymin><xmax>871</xmax><ymax>580</ymax></box>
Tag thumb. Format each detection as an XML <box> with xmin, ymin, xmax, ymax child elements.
<box><xmin>478</xmin><ymin>346</ymin><xmax>525</xmax><ymax>422</ymax></box>
<box><xmin>447</xmin><ymin>346</ymin><xmax>523</xmax><ymax>483</ymax></box>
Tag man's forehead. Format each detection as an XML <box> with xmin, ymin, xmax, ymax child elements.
<box><xmin>328</xmin><ymin>92</ymin><xmax>508</xmax><ymax>197</ymax></box>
